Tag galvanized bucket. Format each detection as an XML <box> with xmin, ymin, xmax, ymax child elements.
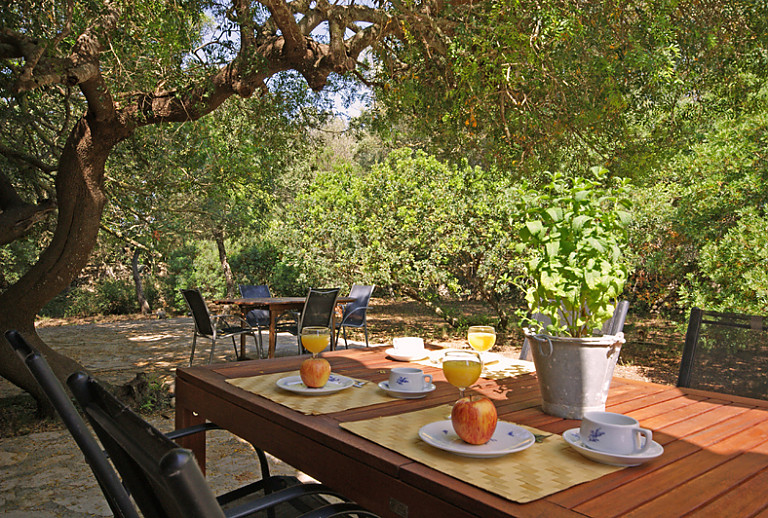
<box><xmin>524</xmin><ymin>330</ymin><xmax>625</xmax><ymax>419</ymax></box>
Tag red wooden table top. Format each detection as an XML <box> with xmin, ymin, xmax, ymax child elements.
<box><xmin>175</xmin><ymin>346</ymin><xmax>768</xmax><ymax>518</ymax></box>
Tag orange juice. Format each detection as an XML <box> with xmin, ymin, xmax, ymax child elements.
<box><xmin>468</xmin><ymin>332</ymin><xmax>496</xmax><ymax>352</ymax></box>
<box><xmin>301</xmin><ymin>333</ymin><xmax>329</xmax><ymax>354</ymax></box>
<box><xmin>443</xmin><ymin>359</ymin><xmax>482</xmax><ymax>389</ymax></box>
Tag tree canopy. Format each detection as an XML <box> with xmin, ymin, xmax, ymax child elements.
<box><xmin>0</xmin><ymin>0</ymin><xmax>451</xmax><ymax>410</ymax></box>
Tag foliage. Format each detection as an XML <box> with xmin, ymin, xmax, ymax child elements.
<box><xmin>280</xmin><ymin>148</ymin><xmax>526</xmax><ymax>328</ymax></box>
<box><xmin>518</xmin><ymin>169</ymin><xmax>632</xmax><ymax>337</ymax></box>
<box><xmin>372</xmin><ymin>0</ymin><xmax>768</xmax><ymax>177</ymax></box>
<box><xmin>230</xmin><ymin>239</ymin><xmax>305</xmax><ymax>296</ymax></box>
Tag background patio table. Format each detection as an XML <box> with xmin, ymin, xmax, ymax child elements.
<box><xmin>214</xmin><ymin>296</ymin><xmax>354</xmax><ymax>358</ymax></box>
<box><xmin>175</xmin><ymin>346</ymin><xmax>768</xmax><ymax>517</ymax></box>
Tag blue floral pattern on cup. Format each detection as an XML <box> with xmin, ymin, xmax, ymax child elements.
<box><xmin>395</xmin><ymin>376</ymin><xmax>409</xmax><ymax>386</ymax></box>
<box><xmin>588</xmin><ymin>428</ymin><xmax>606</xmax><ymax>443</ymax></box>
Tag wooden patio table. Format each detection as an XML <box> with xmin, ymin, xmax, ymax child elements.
<box><xmin>175</xmin><ymin>346</ymin><xmax>768</xmax><ymax>517</ymax></box>
<box><xmin>213</xmin><ymin>296</ymin><xmax>354</xmax><ymax>359</ymax></box>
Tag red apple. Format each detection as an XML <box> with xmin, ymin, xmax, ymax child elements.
<box><xmin>300</xmin><ymin>357</ymin><xmax>331</xmax><ymax>388</ymax></box>
<box><xmin>451</xmin><ymin>395</ymin><xmax>498</xmax><ymax>445</ymax></box>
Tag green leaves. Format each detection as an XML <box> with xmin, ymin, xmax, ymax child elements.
<box><xmin>519</xmin><ymin>169</ymin><xmax>632</xmax><ymax>337</ymax></box>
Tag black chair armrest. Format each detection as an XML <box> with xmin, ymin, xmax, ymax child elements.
<box><xmin>164</xmin><ymin>422</ymin><xmax>221</xmax><ymax>441</ymax></box>
<box><xmin>223</xmin><ymin>483</ymin><xmax>367</xmax><ymax>518</ymax></box>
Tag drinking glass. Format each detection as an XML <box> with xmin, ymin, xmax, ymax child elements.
<box><xmin>467</xmin><ymin>325</ymin><xmax>496</xmax><ymax>353</ymax></box>
<box><xmin>442</xmin><ymin>350</ymin><xmax>482</xmax><ymax>398</ymax></box>
<box><xmin>300</xmin><ymin>326</ymin><xmax>331</xmax><ymax>358</ymax></box>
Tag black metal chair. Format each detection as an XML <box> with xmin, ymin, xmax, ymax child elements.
<box><xmin>676</xmin><ymin>307</ymin><xmax>768</xmax><ymax>400</ymax></box>
<box><xmin>65</xmin><ymin>369</ymin><xmax>378</xmax><ymax>518</ymax></box>
<box><xmin>334</xmin><ymin>285</ymin><xmax>375</xmax><ymax>349</ymax></box>
<box><xmin>278</xmin><ymin>288</ymin><xmax>340</xmax><ymax>355</ymax></box>
<box><xmin>181</xmin><ymin>288</ymin><xmax>262</xmax><ymax>365</ymax></box>
<box><xmin>239</xmin><ymin>284</ymin><xmax>271</xmax><ymax>352</ymax></box>
<box><xmin>519</xmin><ymin>300</ymin><xmax>629</xmax><ymax>361</ymax></box>
<box><xmin>7</xmin><ymin>330</ymin><xmax>378</xmax><ymax>518</ymax></box>
<box><xmin>5</xmin><ymin>329</ymin><xmax>140</xmax><ymax>518</ymax></box>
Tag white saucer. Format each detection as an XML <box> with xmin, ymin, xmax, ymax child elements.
<box><xmin>480</xmin><ymin>352</ymin><xmax>502</xmax><ymax>365</ymax></box>
<box><xmin>276</xmin><ymin>374</ymin><xmax>354</xmax><ymax>395</ymax></box>
<box><xmin>418</xmin><ymin>420</ymin><xmax>535</xmax><ymax>458</ymax></box>
<box><xmin>378</xmin><ymin>381</ymin><xmax>436</xmax><ymax>399</ymax></box>
<box><xmin>563</xmin><ymin>428</ymin><xmax>664</xmax><ymax>466</ymax></box>
<box><xmin>385</xmin><ymin>348</ymin><xmax>430</xmax><ymax>362</ymax></box>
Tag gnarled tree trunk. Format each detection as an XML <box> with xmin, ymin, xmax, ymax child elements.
<box><xmin>0</xmin><ymin>115</ymin><xmax>124</xmax><ymax>414</ymax></box>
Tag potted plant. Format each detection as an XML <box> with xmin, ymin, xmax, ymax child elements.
<box><xmin>517</xmin><ymin>168</ymin><xmax>632</xmax><ymax>418</ymax></box>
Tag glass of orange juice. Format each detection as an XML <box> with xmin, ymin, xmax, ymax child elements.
<box><xmin>468</xmin><ymin>325</ymin><xmax>496</xmax><ymax>353</ymax></box>
<box><xmin>442</xmin><ymin>350</ymin><xmax>482</xmax><ymax>398</ymax></box>
<box><xmin>300</xmin><ymin>326</ymin><xmax>331</xmax><ymax>358</ymax></box>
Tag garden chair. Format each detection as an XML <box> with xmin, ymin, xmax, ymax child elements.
<box><xmin>238</xmin><ymin>284</ymin><xmax>271</xmax><ymax>352</ymax></box>
<box><xmin>8</xmin><ymin>330</ymin><xmax>378</xmax><ymax>518</ymax></box>
<box><xmin>66</xmin><ymin>369</ymin><xmax>378</xmax><ymax>518</ymax></box>
<box><xmin>676</xmin><ymin>307</ymin><xmax>768</xmax><ymax>400</ymax></box>
<box><xmin>5</xmin><ymin>330</ymin><xmax>139</xmax><ymax>518</ymax></box>
<box><xmin>519</xmin><ymin>300</ymin><xmax>629</xmax><ymax>361</ymax></box>
<box><xmin>334</xmin><ymin>285</ymin><xmax>375</xmax><ymax>349</ymax></box>
<box><xmin>277</xmin><ymin>288</ymin><xmax>340</xmax><ymax>354</ymax></box>
<box><xmin>181</xmin><ymin>288</ymin><xmax>262</xmax><ymax>365</ymax></box>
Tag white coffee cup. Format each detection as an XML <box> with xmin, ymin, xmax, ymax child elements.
<box><xmin>392</xmin><ymin>337</ymin><xmax>425</xmax><ymax>355</ymax></box>
<box><xmin>580</xmin><ymin>411</ymin><xmax>653</xmax><ymax>455</ymax></box>
<box><xmin>389</xmin><ymin>367</ymin><xmax>432</xmax><ymax>392</ymax></box>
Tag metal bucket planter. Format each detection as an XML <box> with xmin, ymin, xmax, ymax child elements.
<box><xmin>524</xmin><ymin>330</ymin><xmax>626</xmax><ymax>419</ymax></box>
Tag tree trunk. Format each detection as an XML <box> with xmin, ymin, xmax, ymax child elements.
<box><xmin>0</xmin><ymin>115</ymin><xmax>122</xmax><ymax>415</ymax></box>
<box><xmin>214</xmin><ymin>230</ymin><xmax>236</xmax><ymax>297</ymax></box>
<box><xmin>131</xmin><ymin>248</ymin><xmax>151</xmax><ymax>315</ymax></box>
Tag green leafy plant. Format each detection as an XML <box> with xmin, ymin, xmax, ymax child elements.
<box><xmin>518</xmin><ymin>168</ymin><xmax>632</xmax><ymax>337</ymax></box>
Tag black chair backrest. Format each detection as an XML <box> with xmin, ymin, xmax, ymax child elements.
<box><xmin>342</xmin><ymin>285</ymin><xmax>375</xmax><ymax>326</ymax></box>
<box><xmin>300</xmin><ymin>288</ymin><xmax>340</xmax><ymax>329</ymax></box>
<box><xmin>4</xmin><ymin>330</ymin><xmax>140</xmax><ymax>518</ymax></box>
<box><xmin>239</xmin><ymin>284</ymin><xmax>271</xmax><ymax>326</ymax></box>
<box><xmin>602</xmin><ymin>300</ymin><xmax>630</xmax><ymax>335</ymax></box>
<box><xmin>239</xmin><ymin>284</ymin><xmax>271</xmax><ymax>299</ymax></box>
<box><xmin>181</xmin><ymin>289</ymin><xmax>215</xmax><ymax>336</ymax></box>
<box><xmin>67</xmin><ymin>371</ymin><xmax>227</xmax><ymax>518</ymax></box>
<box><xmin>677</xmin><ymin>307</ymin><xmax>768</xmax><ymax>400</ymax></box>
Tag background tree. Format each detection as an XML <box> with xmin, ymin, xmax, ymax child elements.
<box><xmin>282</xmin><ymin>148</ymin><xmax>525</xmax><ymax>329</ymax></box>
<box><xmin>0</xmin><ymin>0</ymin><xmax>443</xmax><ymax>412</ymax></box>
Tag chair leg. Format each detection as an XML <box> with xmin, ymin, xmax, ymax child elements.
<box><xmin>256</xmin><ymin>327</ymin><xmax>264</xmax><ymax>358</ymax></box>
<box><xmin>189</xmin><ymin>334</ymin><xmax>198</xmax><ymax>366</ymax></box>
<box><xmin>208</xmin><ymin>338</ymin><xmax>217</xmax><ymax>364</ymax></box>
<box><xmin>342</xmin><ymin>326</ymin><xmax>349</xmax><ymax>349</ymax></box>
<box><xmin>363</xmin><ymin>323</ymin><xmax>369</xmax><ymax>348</ymax></box>
<box><xmin>231</xmin><ymin>336</ymin><xmax>239</xmax><ymax>359</ymax></box>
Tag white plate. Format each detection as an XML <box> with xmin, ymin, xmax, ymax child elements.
<box><xmin>562</xmin><ymin>428</ymin><xmax>664</xmax><ymax>467</ymax></box>
<box><xmin>385</xmin><ymin>348</ymin><xmax>429</xmax><ymax>362</ymax></box>
<box><xmin>276</xmin><ymin>374</ymin><xmax>355</xmax><ymax>395</ymax></box>
<box><xmin>418</xmin><ymin>420</ymin><xmax>535</xmax><ymax>458</ymax></box>
<box><xmin>378</xmin><ymin>381</ymin><xmax>436</xmax><ymax>399</ymax></box>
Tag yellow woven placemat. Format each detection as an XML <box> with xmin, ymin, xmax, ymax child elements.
<box><xmin>341</xmin><ymin>404</ymin><xmax>622</xmax><ymax>503</ymax></box>
<box><xmin>414</xmin><ymin>353</ymin><xmax>536</xmax><ymax>380</ymax></box>
<box><xmin>227</xmin><ymin>371</ymin><xmax>393</xmax><ymax>415</ymax></box>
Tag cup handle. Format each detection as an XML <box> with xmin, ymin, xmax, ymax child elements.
<box><xmin>635</xmin><ymin>428</ymin><xmax>653</xmax><ymax>453</ymax></box>
<box><xmin>423</xmin><ymin>374</ymin><xmax>433</xmax><ymax>386</ymax></box>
